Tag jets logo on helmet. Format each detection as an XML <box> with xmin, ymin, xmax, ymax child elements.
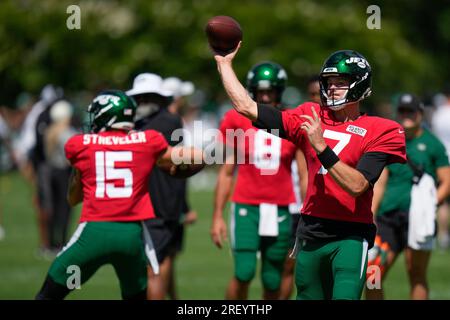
<box><xmin>246</xmin><ymin>61</ymin><xmax>287</xmax><ymax>104</ymax></box>
<box><xmin>87</xmin><ymin>90</ymin><xmax>136</xmax><ymax>133</ymax></box>
<box><xmin>93</xmin><ymin>94</ymin><xmax>121</xmax><ymax>107</ymax></box>
<box><xmin>319</xmin><ymin>50</ymin><xmax>372</xmax><ymax>111</ymax></box>
<box><xmin>345</xmin><ymin>57</ymin><xmax>369</xmax><ymax>69</ymax></box>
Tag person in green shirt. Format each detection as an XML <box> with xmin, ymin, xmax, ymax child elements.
<box><xmin>366</xmin><ymin>94</ymin><xmax>450</xmax><ymax>300</ymax></box>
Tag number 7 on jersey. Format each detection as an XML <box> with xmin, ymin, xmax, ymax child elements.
<box><xmin>318</xmin><ymin>129</ymin><xmax>351</xmax><ymax>174</ymax></box>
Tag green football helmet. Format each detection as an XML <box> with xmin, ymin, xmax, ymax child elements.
<box><xmin>319</xmin><ymin>50</ymin><xmax>372</xmax><ymax>110</ymax></box>
<box><xmin>87</xmin><ymin>90</ymin><xmax>136</xmax><ymax>133</ymax></box>
<box><xmin>246</xmin><ymin>61</ymin><xmax>287</xmax><ymax>103</ymax></box>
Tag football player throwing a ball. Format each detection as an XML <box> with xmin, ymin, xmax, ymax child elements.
<box><xmin>211</xmin><ymin>61</ymin><xmax>307</xmax><ymax>300</ymax></box>
<box><xmin>212</xmin><ymin>43</ymin><xmax>406</xmax><ymax>300</ymax></box>
<box><xmin>35</xmin><ymin>90</ymin><xmax>204</xmax><ymax>300</ymax></box>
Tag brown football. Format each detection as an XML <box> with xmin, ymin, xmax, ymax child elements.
<box><xmin>205</xmin><ymin>16</ymin><xmax>242</xmax><ymax>55</ymax></box>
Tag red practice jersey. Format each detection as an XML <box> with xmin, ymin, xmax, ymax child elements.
<box><xmin>219</xmin><ymin>109</ymin><xmax>297</xmax><ymax>205</ymax></box>
<box><xmin>282</xmin><ymin>102</ymin><xmax>407</xmax><ymax>224</ymax></box>
<box><xmin>65</xmin><ymin>130</ymin><xmax>168</xmax><ymax>222</ymax></box>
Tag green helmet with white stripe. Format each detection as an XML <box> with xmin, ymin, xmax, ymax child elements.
<box><xmin>87</xmin><ymin>90</ymin><xmax>136</xmax><ymax>133</ymax></box>
<box><xmin>246</xmin><ymin>61</ymin><xmax>287</xmax><ymax>103</ymax></box>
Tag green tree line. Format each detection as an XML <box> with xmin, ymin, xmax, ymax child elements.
<box><xmin>1</xmin><ymin>0</ymin><xmax>449</xmax><ymax>110</ymax></box>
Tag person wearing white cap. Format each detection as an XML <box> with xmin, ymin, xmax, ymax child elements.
<box><xmin>126</xmin><ymin>73</ymin><xmax>173</xmax><ymax>122</ymax></box>
<box><xmin>127</xmin><ymin>73</ymin><xmax>193</xmax><ymax>300</ymax></box>
<box><xmin>160</xmin><ymin>76</ymin><xmax>198</xmax><ymax>299</ymax></box>
<box><xmin>162</xmin><ymin>77</ymin><xmax>195</xmax><ymax>115</ymax></box>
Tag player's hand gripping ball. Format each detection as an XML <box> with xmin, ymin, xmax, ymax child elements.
<box><xmin>205</xmin><ymin>15</ymin><xmax>242</xmax><ymax>56</ymax></box>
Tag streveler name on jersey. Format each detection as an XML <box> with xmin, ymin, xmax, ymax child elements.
<box><xmin>82</xmin><ymin>132</ymin><xmax>147</xmax><ymax>145</ymax></box>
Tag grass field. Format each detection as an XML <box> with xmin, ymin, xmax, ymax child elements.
<box><xmin>1</xmin><ymin>170</ymin><xmax>450</xmax><ymax>300</ymax></box>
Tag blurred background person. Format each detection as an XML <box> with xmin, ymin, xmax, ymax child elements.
<box><xmin>306</xmin><ymin>75</ymin><xmax>321</xmax><ymax>104</ymax></box>
<box><xmin>431</xmin><ymin>84</ymin><xmax>450</xmax><ymax>250</ymax></box>
<box><xmin>0</xmin><ymin>110</ymin><xmax>14</xmax><ymax>240</ymax></box>
<box><xmin>44</xmin><ymin>100</ymin><xmax>77</xmax><ymax>251</ymax></box>
<box><xmin>367</xmin><ymin>94</ymin><xmax>450</xmax><ymax>300</ymax></box>
<box><xmin>15</xmin><ymin>85</ymin><xmax>62</xmax><ymax>171</ymax></box>
<box><xmin>180</xmin><ymin>89</ymin><xmax>219</xmax><ymax>193</ymax></box>
<box><xmin>127</xmin><ymin>73</ymin><xmax>195</xmax><ymax>300</ymax></box>
<box><xmin>20</xmin><ymin>85</ymin><xmax>64</xmax><ymax>255</ymax></box>
<box><xmin>0</xmin><ymin>108</ymin><xmax>17</xmax><ymax>171</ymax></box>
<box><xmin>0</xmin><ymin>93</ymin><xmax>35</xmax><ymax>241</ymax></box>
<box><xmin>161</xmin><ymin>76</ymin><xmax>198</xmax><ymax>299</ymax></box>
<box><xmin>163</xmin><ymin>77</ymin><xmax>195</xmax><ymax>116</ymax></box>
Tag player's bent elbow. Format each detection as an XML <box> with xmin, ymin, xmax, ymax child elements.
<box><xmin>234</xmin><ymin>105</ymin><xmax>250</xmax><ymax>117</ymax></box>
<box><xmin>234</xmin><ymin>101</ymin><xmax>257</xmax><ymax>121</ymax></box>
<box><xmin>348</xmin><ymin>180</ymin><xmax>370</xmax><ymax>198</ymax></box>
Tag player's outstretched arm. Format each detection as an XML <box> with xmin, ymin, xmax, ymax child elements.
<box><xmin>156</xmin><ymin>146</ymin><xmax>205</xmax><ymax>178</ymax></box>
<box><xmin>213</xmin><ymin>42</ymin><xmax>258</xmax><ymax>121</ymax></box>
<box><xmin>67</xmin><ymin>168</ymin><xmax>82</xmax><ymax>207</ymax></box>
<box><xmin>211</xmin><ymin>156</ymin><xmax>235</xmax><ymax>249</ymax></box>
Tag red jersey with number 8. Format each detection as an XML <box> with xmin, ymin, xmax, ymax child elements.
<box><xmin>281</xmin><ymin>102</ymin><xmax>407</xmax><ymax>224</ymax></box>
<box><xmin>219</xmin><ymin>109</ymin><xmax>297</xmax><ymax>205</ymax></box>
<box><xmin>65</xmin><ymin>130</ymin><xmax>168</xmax><ymax>222</ymax></box>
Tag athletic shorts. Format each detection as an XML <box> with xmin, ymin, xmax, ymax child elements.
<box><xmin>295</xmin><ymin>237</ymin><xmax>369</xmax><ymax>300</ymax></box>
<box><xmin>375</xmin><ymin>210</ymin><xmax>409</xmax><ymax>254</ymax></box>
<box><xmin>143</xmin><ymin>217</ymin><xmax>183</xmax><ymax>264</ymax></box>
<box><xmin>48</xmin><ymin>221</ymin><xmax>147</xmax><ymax>298</ymax></box>
<box><xmin>376</xmin><ymin>210</ymin><xmax>435</xmax><ymax>253</ymax></box>
<box><xmin>230</xmin><ymin>203</ymin><xmax>292</xmax><ymax>252</ymax></box>
<box><xmin>230</xmin><ymin>203</ymin><xmax>292</xmax><ymax>290</ymax></box>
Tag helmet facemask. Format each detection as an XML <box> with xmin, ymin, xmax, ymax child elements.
<box><xmin>320</xmin><ymin>75</ymin><xmax>351</xmax><ymax>111</ymax></box>
<box><xmin>320</xmin><ymin>73</ymin><xmax>372</xmax><ymax>111</ymax></box>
